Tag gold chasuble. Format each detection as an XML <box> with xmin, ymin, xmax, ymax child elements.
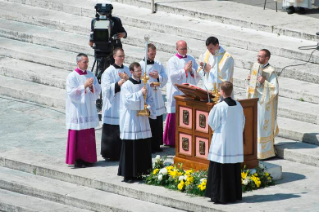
<box><xmin>247</xmin><ymin>62</ymin><xmax>279</xmax><ymax>159</ymax></box>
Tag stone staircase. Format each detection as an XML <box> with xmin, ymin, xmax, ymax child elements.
<box><xmin>0</xmin><ymin>0</ymin><xmax>319</xmax><ymax>210</ymax></box>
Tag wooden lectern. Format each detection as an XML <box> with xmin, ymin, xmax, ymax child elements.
<box><xmin>174</xmin><ymin>84</ymin><xmax>259</xmax><ymax>170</ymax></box>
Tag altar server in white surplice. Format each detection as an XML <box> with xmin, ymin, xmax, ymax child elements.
<box><xmin>205</xmin><ymin>81</ymin><xmax>245</xmax><ymax>204</ymax></box>
<box><xmin>118</xmin><ymin>62</ymin><xmax>156</xmax><ymax>183</ymax></box>
<box><xmin>139</xmin><ymin>43</ymin><xmax>168</xmax><ymax>153</ymax></box>
<box><xmin>164</xmin><ymin>40</ymin><xmax>199</xmax><ymax>147</ymax></box>
<box><xmin>65</xmin><ymin>53</ymin><xmax>101</xmax><ymax>168</ymax></box>
<box><xmin>101</xmin><ymin>48</ymin><xmax>131</xmax><ymax>161</ymax></box>
<box><xmin>246</xmin><ymin>49</ymin><xmax>279</xmax><ymax>160</ymax></box>
<box><xmin>198</xmin><ymin>36</ymin><xmax>234</xmax><ymax>98</ymax></box>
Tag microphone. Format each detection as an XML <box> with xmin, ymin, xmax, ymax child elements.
<box><xmin>203</xmin><ymin>84</ymin><xmax>211</xmax><ymax>103</ymax></box>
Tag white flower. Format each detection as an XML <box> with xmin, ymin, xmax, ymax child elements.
<box><xmin>259</xmin><ymin>163</ymin><xmax>264</xmax><ymax>169</ymax></box>
<box><xmin>158</xmin><ymin>174</ymin><xmax>163</xmax><ymax>181</ymax></box>
<box><xmin>200</xmin><ymin>178</ymin><xmax>206</xmax><ymax>183</ymax></box>
<box><xmin>243</xmin><ymin>178</ymin><xmax>250</xmax><ymax>185</ymax></box>
<box><xmin>159</xmin><ymin>168</ymin><xmax>167</xmax><ymax>175</ymax></box>
<box><xmin>155</xmin><ymin>155</ymin><xmax>161</xmax><ymax>162</ymax></box>
<box><xmin>179</xmin><ymin>176</ymin><xmax>184</xmax><ymax>181</ymax></box>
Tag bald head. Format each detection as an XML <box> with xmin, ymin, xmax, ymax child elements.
<box><xmin>176</xmin><ymin>40</ymin><xmax>188</xmax><ymax>56</ymax></box>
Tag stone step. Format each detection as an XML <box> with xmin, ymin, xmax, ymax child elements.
<box><xmin>0</xmin><ymin>56</ymin><xmax>68</xmax><ymax>89</ymax></box>
<box><xmin>0</xmin><ymin>75</ymin><xmax>65</xmax><ymax>109</ymax></box>
<box><xmin>277</xmin><ymin>117</ymin><xmax>319</xmax><ymax>145</ymax></box>
<box><xmin>111</xmin><ymin>0</ymin><xmax>319</xmax><ymax>42</ymax></box>
<box><xmin>0</xmin><ymin>147</ymin><xmax>318</xmax><ymax>212</ymax></box>
<box><xmin>275</xmin><ymin>137</ymin><xmax>319</xmax><ymax>168</ymax></box>
<box><xmin>0</xmin><ymin>188</ymin><xmax>91</xmax><ymax>212</ymax></box>
<box><xmin>2</xmin><ymin>0</ymin><xmax>319</xmax><ymax>67</ymax></box>
<box><xmin>1</xmin><ymin>18</ymin><xmax>319</xmax><ymax>84</ymax></box>
<box><xmin>1</xmin><ymin>36</ymin><xmax>319</xmax><ymax>105</ymax></box>
<box><xmin>0</xmin><ymin>166</ymin><xmax>184</xmax><ymax>212</ymax></box>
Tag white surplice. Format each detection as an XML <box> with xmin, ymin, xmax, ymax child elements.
<box><xmin>66</xmin><ymin>70</ymin><xmax>101</xmax><ymax>130</ymax></box>
<box><xmin>246</xmin><ymin>62</ymin><xmax>279</xmax><ymax>159</ymax></box>
<box><xmin>207</xmin><ymin>100</ymin><xmax>245</xmax><ymax>164</ymax></box>
<box><xmin>119</xmin><ymin>78</ymin><xmax>156</xmax><ymax>140</ymax></box>
<box><xmin>139</xmin><ymin>60</ymin><xmax>168</xmax><ymax>116</ymax></box>
<box><xmin>101</xmin><ymin>65</ymin><xmax>131</xmax><ymax>125</ymax></box>
<box><xmin>198</xmin><ymin>46</ymin><xmax>234</xmax><ymax>97</ymax></box>
<box><xmin>166</xmin><ymin>54</ymin><xmax>199</xmax><ymax>113</ymax></box>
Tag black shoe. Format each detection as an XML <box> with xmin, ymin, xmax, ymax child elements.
<box><xmin>286</xmin><ymin>6</ymin><xmax>295</xmax><ymax>14</ymax></box>
<box><xmin>155</xmin><ymin>148</ymin><xmax>163</xmax><ymax>152</ymax></box>
<box><xmin>299</xmin><ymin>7</ymin><xmax>306</xmax><ymax>14</ymax></box>
<box><xmin>74</xmin><ymin>159</ymin><xmax>86</xmax><ymax>168</ymax></box>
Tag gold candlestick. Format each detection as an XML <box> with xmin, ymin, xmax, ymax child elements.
<box><xmin>137</xmin><ymin>70</ymin><xmax>150</xmax><ymax>116</ymax></box>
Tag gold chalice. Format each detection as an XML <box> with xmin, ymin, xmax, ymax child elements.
<box><xmin>152</xmin><ymin>82</ymin><xmax>161</xmax><ymax>91</ymax></box>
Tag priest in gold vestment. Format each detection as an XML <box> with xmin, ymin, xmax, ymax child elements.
<box><xmin>246</xmin><ymin>49</ymin><xmax>279</xmax><ymax>160</ymax></box>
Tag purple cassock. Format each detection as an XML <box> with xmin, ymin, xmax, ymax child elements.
<box><xmin>65</xmin><ymin>68</ymin><xmax>101</xmax><ymax>165</ymax></box>
<box><xmin>163</xmin><ymin>113</ymin><xmax>176</xmax><ymax>146</ymax></box>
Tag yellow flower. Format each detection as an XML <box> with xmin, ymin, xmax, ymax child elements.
<box><xmin>178</xmin><ymin>180</ymin><xmax>185</xmax><ymax>190</ymax></box>
<box><xmin>165</xmin><ymin>166</ymin><xmax>174</xmax><ymax>171</ymax></box>
<box><xmin>250</xmin><ymin>175</ymin><xmax>261</xmax><ymax>188</ymax></box>
<box><xmin>185</xmin><ymin>170</ymin><xmax>193</xmax><ymax>175</ymax></box>
<box><xmin>265</xmin><ymin>172</ymin><xmax>269</xmax><ymax>177</ymax></box>
<box><xmin>241</xmin><ymin>171</ymin><xmax>248</xmax><ymax>179</ymax></box>
<box><xmin>153</xmin><ymin>169</ymin><xmax>159</xmax><ymax>175</ymax></box>
<box><xmin>254</xmin><ymin>173</ymin><xmax>258</xmax><ymax>176</ymax></box>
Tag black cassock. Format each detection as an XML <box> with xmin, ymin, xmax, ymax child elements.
<box><xmin>149</xmin><ymin>115</ymin><xmax>163</xmax><ymax>151</ymax></box>
<box><xmin>101</xmin><ymin>124</ymin><xmax>122</xmax><ymax>161</ymax></box>
<box><xmin>118</xmin><ymin>138</ymin><xmax>152</xmax><ymax>180</ymax></box>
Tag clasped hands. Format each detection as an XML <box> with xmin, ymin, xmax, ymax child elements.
<box><xmin>118</xmin><ymin>72</ymin><xmax>129</xmax><ymax>86</ymax></box>
<box><xmin>84</xmin><ymin>78</ymin><xmax>94</xmax><ymax>89</ymax></box>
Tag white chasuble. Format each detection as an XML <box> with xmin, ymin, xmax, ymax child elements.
<box><xmin>139</xmin><ymin>60</ymin><xmax>168</xmax><ymax>116</ymax></box>
<box><xmin>101</xmin><ymin>65</ymin><xmax>131</xmax><ymax>125</ymax></box>
<box><xmin>247</xmin><ymin>62</ymin><xmax>279</xmax><ymax>159</ymax></box>
<box><xmin>207</xmin><ymin>101</ymin><xmax>245</xmax><ymax>164</ymax></box>
<box><xmin>119</xmin><ymin>79</ymin><xmax>156</xmax><ymax>140</ymax></box>
<box><xmin>166</xmin><ymin>54</ymin><xmax>199</xmax><ymax>113</ymax></box>
<box><xmin>66</xmin><ymin>70</ymin><xmax>101</xmax><ymax>130</ymax></box>
<box><xmin>197</xmin><ymin>46</ymin><xmax>234</xmax><ymax>98</ymax></box>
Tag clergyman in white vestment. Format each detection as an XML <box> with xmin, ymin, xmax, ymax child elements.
<box><xmin>198</xmin><ymin>36</ymin><xmax>234</xmax><ymax>99</ymax></box>
<box><xmin>65</xmin><ymin>53</ymin><xmax>101</xmax><ymax>168</ymax></box>
<box><xmin>139</xmin><ymin>43</ymin><xmax>168</xmax><ymax>152</ymax></box>
<box><xmin>164</xmin><ymin>40</ymin><xmax>199</xmax><ymax>146</ymax></box>
<box><xmin>246</xmin><ymin>49</ymin><xmax>279</xmax><ymax>160</ymax></box>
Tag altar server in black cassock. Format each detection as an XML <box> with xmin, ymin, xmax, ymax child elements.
<box><xmin>139</xmin><ymin>43</ymin><xmax>168</xmax><ymax>152</ymax></box>
<box><xmin>205</xmin><ymin>81</ymin><xmax>245</xmax><ymax>204</ymax></box>
<box><xmin>118</xmin><ymin>62</ymin><xmax>156</xmax><ymax>182</ymax></box>
<box><xmin>101</xmin><ymin>48</ymin><xmax>131</xmax><ymax>160</ymax></box>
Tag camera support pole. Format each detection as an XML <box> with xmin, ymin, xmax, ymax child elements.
<box><xmin>151</xmin><ymin>0</ymin><xmax>155</xmax><ymax>13</ymax></box>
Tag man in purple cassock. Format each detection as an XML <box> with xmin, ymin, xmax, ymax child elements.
<box><xmin>65</xmin><ymin>53</ymin><xmax>101</xmax><ymax>168</ymax></box>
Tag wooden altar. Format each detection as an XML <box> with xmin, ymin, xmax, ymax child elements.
<box><xmin>174</xmin><ymin>95</ymin><xmax>259</xmax><ymax>170</ymax></box>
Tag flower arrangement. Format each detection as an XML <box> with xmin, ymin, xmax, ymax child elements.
<box><xmin>144</xmin><ymin>156</ymin><xmax>275</xmax><ymax>196</ymax></box>
<box><xmin>144</xmin><ymin>155</ymin><xmax>207</xmax><ymax>196</ymax></box>
<box><xmin>241</xmin><ymin>163</ymin><xmax>275</xmax><ymax>192</ymax></box>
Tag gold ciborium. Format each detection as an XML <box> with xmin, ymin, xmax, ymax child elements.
<box><xmin>212</xmin><ymin>83</ymin><xmax>220</xmax><ymax>103</ymax></box>
<box><xmin>151</xmin><ymin>81</ymin><xmax>161</xmax><ymax>91</ymax></box>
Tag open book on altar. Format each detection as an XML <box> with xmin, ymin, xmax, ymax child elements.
<box><xmin>175</xmin><ymin>83</ymin><xmax>214</xmax><ymax>101</ymax></box>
